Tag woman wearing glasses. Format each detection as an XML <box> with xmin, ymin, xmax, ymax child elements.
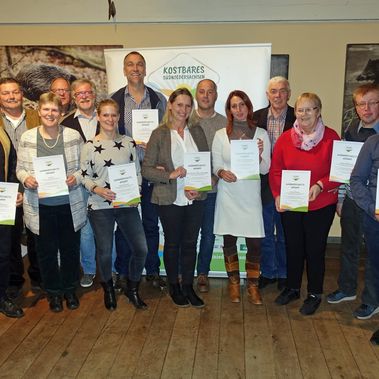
<box><xmin>269</xmin><ymin>92</ymin><xmax>340</xmax><ymax>315</ymax></box>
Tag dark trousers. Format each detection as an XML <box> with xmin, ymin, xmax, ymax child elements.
<box><xmin>9</xmin><ymin>207</ymin><xmax>41</xmax><ymax>287</ymax></box>
<box><xmin>281</xmin><ymin>204</ymin><xmax>336</xmax><ymax>294</ymax></box>
<box><xmin>338</xmin><ymin>196</ymin><xmax>377</xmax><ymax>305</ymax></box>
<box><xmin>158</xmin><ymin>201</ymin><xmax>204</xmax><ymax>285</ymax></box>
<box><xmin>223</xmin><ymin>235</ymin><xmax>261</xmax><ymax>263</ymax></box>
<box><xmin>35</xmin><ymin>204</ymin><xmax>80</xmax><ymax>297</ymax></box>
<box><xmin>89</xmin><ymin>207</ymin><xmax>148</xmax><ymax>283</ymax></box>
<box><xmin>0</xmin><ymin>225</ymin><xmax>12</xmax><ymax>299</ymax></box>
<box><xmin>115</xmin><ymin>179</ymin><xmax>160</xmax><ymax>276</ymax></box>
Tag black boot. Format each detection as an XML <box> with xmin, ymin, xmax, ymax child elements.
<box><xmin>182</xmin><ymin>284</ymin><xmax>205</xmax><ymax>308</ymax></box>
<box><xmin>101</xmin><ymin>280</ymin><xmax>117</xmax><ymax>310</ymax></box>
<box><xmin>125</xmin><ymin>280</ymin><xmax>147</xmax><ymax>310</ymax></box>
<box><xmin>169</xmin><ymin>283</ymin><xmax>190</xmax><ymax>307</ymax></box>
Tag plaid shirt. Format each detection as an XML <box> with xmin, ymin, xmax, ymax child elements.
<box><xmin>267</xmin><ymin>107</ymin><xmax>287</xmax><ymax>154</ymax></box>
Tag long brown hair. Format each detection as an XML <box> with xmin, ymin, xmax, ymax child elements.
<box><xmin>225</xmin><ymin>90</ymin><xmax>255</xmax><ymax>136</ymax></box>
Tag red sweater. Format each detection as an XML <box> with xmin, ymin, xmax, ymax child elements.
<box><xmin>269</xmin><ymin>126</ymin><xmax>340</xmax><ymax>211</ymax></box>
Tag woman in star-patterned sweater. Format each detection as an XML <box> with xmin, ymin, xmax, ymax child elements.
<box><xmin>81</xmin><ymin>99</ymin><xmax>148</xmax><ymax>311</ymax></box>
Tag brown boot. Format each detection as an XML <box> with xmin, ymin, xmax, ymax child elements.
<box><xmin>223</xmin><ymin>247</ymin><xmax>241</xmax><ymax>303</ymax></box>
<box><xmin>246</xmin><ymin>261</ymin><xmax>263</xmax><ymax>305</ymax></box>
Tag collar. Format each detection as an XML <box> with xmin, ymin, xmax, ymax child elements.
<box><xmin>195</xmin><ymin>109</ymin><xmax>217</xmax><ymax>120</ymax></box>
<box><xmin>125</xmin><ymin>85</ymin><xmax>148</xmax><ymax>101</ymax></box>
<box><xmin>74</xmin><ymin>108</ymin><xmax>97</xmax><ymax>120</ymax></box>
<box><xmin>268</xmin><ymin>105</ymin><xmax>288</xmax><ymax>120</ymax></box>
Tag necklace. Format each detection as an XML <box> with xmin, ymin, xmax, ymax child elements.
<box><xmin>41</xmin><ymin>129</ymin><xmax>60</xmax><ymax>149</ymax></box>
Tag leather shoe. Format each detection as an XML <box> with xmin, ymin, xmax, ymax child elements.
<box><xmin>64</xmin><ymin>293</ymin><xmax>80</xmax><ymax>310</ymax></box>
<box><xmin>169</xmin><ymin>283</ymin><xmax>190</xmax><ymax>307</ymax></box>
<box><xmin>182</xmin><ymin>284</ymin><xmax>205</xmax><ymax>308</ymax></box>
<box><xmin>49</xmin><ymin>295</ymin><xmax>63</xmax><ymax>313</ymax></box>
<box><xmin>197</xmin><ymin>274</ymin><xmax>209</xmax><ymax>293</ymax></box>
<box><xmin>0</xmin><ymin>297</ymin><xmax>24</xmax><ymax>318</ymax></box>
<box><xmin>299</xmin><ymin>294</ymin><xmax>321</xmax><ymax>315</ymax></box>
<box><xmin>258</xmin><ymin>276</ymin><xmax>277</xmax><ymax>289</ymax></box>
<box><xmin>275</xmin><ymin>288</ymin><xmax>300</xmax><ymax>305</ymax></box>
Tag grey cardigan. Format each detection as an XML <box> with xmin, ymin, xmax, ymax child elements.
<box><xmin>142</xmin><ymin>123</ymin><xmax>209</xmax><ymax>205</ymax></box>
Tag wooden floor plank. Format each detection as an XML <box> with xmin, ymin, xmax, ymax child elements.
<box><xmin>192</xmin><ymin>278</ymin><xmax>222</xmax><ymax>379</ymax></box>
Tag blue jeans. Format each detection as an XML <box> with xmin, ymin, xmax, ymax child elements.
<box><xmin>362</xmin><ymin>214</ymin><xmax>379</xmax><ymax>307</ymax></box>
<box><xmin>89</xmin><ymin>207</ymin><xmax>148</xmax><ymax>282</ymax></box>
<box><xmin>115</xmin><ymin>179</ymin><xmax>160</xmax><ymax>276</ymax></box>
<box><xmin>260</xmin><ymin>201</ymin><xmax>287</xmax><ymax>279</ymax></box>
<box><xmin>337</xmin><ymin>196</ymin><xmax>377</xmax><ymax>305</ymax></box>
<box><xmin>196</xmin><ymin>192</ymin><xmax>217</xmax><ymax>275</ymax></box>
<box><xmin>80</xmin><ymin>219</ymin><xmax>116</xmax><ymax>275</ymax></box>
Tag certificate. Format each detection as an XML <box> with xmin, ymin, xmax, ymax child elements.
<box><xmin>0</xmin><ymin>182</ymin><xmax>18</xmax><ymax>225</ymax></box>
<box><xmin>108</xmin><ymin>163</ymin><xmax>141</xmax><ymax>207</ymax></box>
<box><xmin>376</xmin><ymin>169</ymin><xmax>379</xmax><ymax>215</ymax></box>
<box><xmin>184</xmin><ymin>152</ymin><xmax>212</xmax><ymax>192</ymax></box>
<box><xmin>329</xmin><ymin>140</ymin><xmax>364</xmax><ymax>183</ymax></box>
<box><xmin>132</xmin><ymin>109</ymin><xmax>159</xmax><ymax>144</ymax></box>
<box><xmin>230</xmin><ymin>139</ymin><xmax>260</xmax><ymax>180</ymax></box>
<box><xmin>33</xmin><ymin>155</ymin><xmax>68</xmax><ymax>199</ymax></box>
<box><xmin>280</xmin><ymin>170</ymin><xmax>311</xmax><ymax>212</ymax></box>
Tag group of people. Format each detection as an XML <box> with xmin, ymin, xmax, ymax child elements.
<box><xmin>1</xmin><ymin>50</ymin><xmax>379</xmax><ymax>343</ymax></box>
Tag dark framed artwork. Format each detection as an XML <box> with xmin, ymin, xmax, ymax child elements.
<box><xmin>0</xmin><ymin>45</ymin><xmax>122</xmax><ymax>109</ymax></box>
<box><xmin>342</xmin><ymin>44</ymin><xmax>379</xmax><ymax>136</ymax></box>
<box><xmin>271</xmin><ymin>54</ymin><xmax>289</xmax><ymax>79</ymax></box>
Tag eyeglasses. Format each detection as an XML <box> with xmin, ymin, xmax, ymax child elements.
<box><xmin>51</xmin><ymin>88</ymin><xmax>70</xmax><ymax>94</ymax></box>
<box><xmin>74</xmin><ymin>91</ymin><xmax>94</xmax><ymax>98</ymax></box>
<box><xmin>295</xmin><ymin>107</ymin><xmax>318</xmax><ymax>115</ymax></box>
<box><xmin>269</xmin><ymin>89</ymin><xmax>289</xmax><ymax>95</ymax></box>
<box><xmin>355</xmin><ymin>101</ymin><xmax>379</xmax><ymax>109</ymax></box>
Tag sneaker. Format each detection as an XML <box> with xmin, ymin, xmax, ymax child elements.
<box><xmin>146</xmin><ymin>274</ymin><xmax>166</xmax><ymax>289</ymax></box>
<box><xmin>113</xmin><ymin>273</ymin><xmax>127</xmax><ymax>293</ymax></box>
<box><xmin>353</xmin><ymin>304</ymin><xmax>379</xmax><ymax>320</ymax></box>
<box><xmin>275</xmin><ymin>288</ymin><xmax>300</xmax><ymax>305</ymax></box>
<box><xmin>327</xmin><ymin>290</ymin><xmax>356</xmax><ymax>304</ymax></box>
<box><xmin>80</xmin><ymin>274</ymin><xmax>95</xmax><ymax>288</ymax></box>
<box><xmin>299</xmin><ymin>294</ymin><xmax>322</xmax><ymax>315</ymax></box>
<box><xmin>258</xmin><ymin>276</ymin><xmax>277</xmax><ymax>289</ymax></box>
<box><xmin>197</xmin><ymin>274</ymin><xmax>209</xmax><ymax>293</ymax></box>
<box><xmin>0</xmin><ymin>297</ymin><xmax>24</xmax><ymax>318</ymax></box>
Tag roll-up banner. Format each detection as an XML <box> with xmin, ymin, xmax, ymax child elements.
<box><xmin>104</xmin><ymin>44</ymin><xmax>271</xmax><ymax>277</ymax></box>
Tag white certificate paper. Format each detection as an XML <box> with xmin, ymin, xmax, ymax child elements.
<box><xmin>376</xmin><ymin>169</ymin><xmax>379</xmax><ymax>215</ymax></box>
<box><xmin>184</xmin><ymin>152</ymin><xmax>212</xmax><ymax>192</ymax></box>
<box><xmin>0</xmin><ymin>182</ymin><xmax>18</xmax><ymax>225</ymax></box>
<box><xmin>329</xmin><ymin>140</ymin><xmax>364</xmax><ymax>183</ymax></box>
<box><xmin>33</xmin><ymin>155</ymin><xmax>68</xmax><ymax>199</ymax></box>
<box><xmin>230</xmin><ymin>139</ymin><xmax>260</xmax><ymax>180</ymax></box>
<box><xmin>280</xmin><ymin>170</ymin><xmax>311</xmax><ymax>212</ymax></box>
<box><xmin>108</xmin><ymin>163</ymin><xmax>141</xmax><ymax>207</ymax></box>
<box><xmin>132</xmin><ymin>109</ymin><xmax>159</xmax><ymax>144</ymax></box>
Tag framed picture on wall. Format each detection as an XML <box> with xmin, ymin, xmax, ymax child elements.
<box><xmin>342</xmin><ymin>44</ymin><xmax>379</xmax><ymax>136</ymax></box>
<box><xmin>271</xmin><ymin>54</ymin><xmax>289</xmax><ymax>79</ymax></box>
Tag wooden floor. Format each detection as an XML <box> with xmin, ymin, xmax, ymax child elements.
<box><xmin>1</xmin><ymin>246</ymin><xmax>379</xmax><ymax>379</ymax></box>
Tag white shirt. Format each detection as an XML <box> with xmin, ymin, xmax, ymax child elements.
<box><xmin>75</xmin><ymin>109</ymin><xmax>97</xmax><ymax>141</ymax></box>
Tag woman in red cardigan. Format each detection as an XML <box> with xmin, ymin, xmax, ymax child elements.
<box><xmin>269</xmin><ymin>92</ymin><xmax>340</xmax><ymax>315</ymax></box>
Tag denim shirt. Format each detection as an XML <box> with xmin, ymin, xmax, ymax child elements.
<box><xmin>350</xmin><ymin>133</ymin><xmax>379</xmax><ymax>219</ymax></box>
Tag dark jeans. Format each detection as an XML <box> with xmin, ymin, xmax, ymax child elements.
<box><xmin>9</xmin><ymin>207</ymin><xmax>41</xmax><ymax>288</ymax></box>
<box><xmin>35</xmin><ymin>204</ymin><xmax>80</xmax><ymax>297</ymax></box>
<box><xmin>115</xmin><ymin>179</ymin><xmax>160</xmax><ymax>276</ymax></box>
<box><xmin>281</xmin><ymin>204</ymin><xmax>336</xmax><ymax>294</ymax></box>
<box><xmin>90</xmin><ymin>207</ymin><xmax>148</xmax><ymax>282</ymax></box>
<box><xmin>363</xmin><ymin>214</ymin><xmax>379</xmax><ymax>306</ymax></box>
<box><xmin>338</xmin><ymin>196</ymin><xmax>377</xmax><ymax>305</ymax></box>
<box><xmin>260</xmin><ymin>200</ymin><xmax>287</xmax><ymax>279</ymax></box>
<box><xmin>158</xmin><ymin>201</ymin><xmax>204</xmax><ymax>285</ymax></box>
<box><xmin>0</xmin><ymin>225</ymin><xmax>12</xmax><ymax>299</ymax></box>
<box><xmin>196</xmin><ymin>192</ymin><xmax>217</xmax><ymax>275</ymax></box>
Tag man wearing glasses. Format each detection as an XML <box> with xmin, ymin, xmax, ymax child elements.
<box><xmin>50</xmin><ymin>77</ymin><xmax>73</xmax><ymax>117</ymax></box>
<box><xmin>327</xmin><ymin>83</ymin><xmax>379</xmax><ymax>320</ymax></box>
<box><xmin>0</xmin><ymin>77</ymin><xmax>41</xmax><ymax>298</ymax></box>
<box><xmin>253</xmin><ymin>76</ymin><xmax>295</xmax><ymax>292</ymax></box>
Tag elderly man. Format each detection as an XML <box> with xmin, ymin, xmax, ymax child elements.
<box><xmin>191</xmin><ymin>79</ymin><xmax>226</xmax><ymax>292</ymax></box>
<box><xmin>50</xmin><ymin>77</ymin><xmax>73</xmax><ymax>117</ymax></box>
<box><xmin>253</xmin><ymin>76</ymin><xmax>295</xmax><ymax>291</ymax></box>
<box><xmin>0</xmin><ymin>77</ymin><xmax>41</xmax><ymax>297</ymax></box>
<box><xmin>328</xmin><ymin>83</ymin><xmax>379</xmax><ymax>320</ymax></box>
<box><xmin>112</xmin><ymin>51</ymin><xmax>167</xmax><ymax>290</ymax></box>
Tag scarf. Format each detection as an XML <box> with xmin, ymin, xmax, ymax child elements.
<box><xmin>291</xmin><ymin>117</ymin><xmax>325</xmax><ymax>151</ymax></box>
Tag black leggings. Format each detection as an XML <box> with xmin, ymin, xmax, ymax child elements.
<box><xmin>223</xmin><ymin>235</ymin><xmax>261</xmax><ymax>263</ymax></box>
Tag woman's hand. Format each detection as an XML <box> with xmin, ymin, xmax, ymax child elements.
<box><xmin>16</xmin><ymin>192</ymin><xmax>23</xmax><ymax>207</ymax></box>
<box><xmin>66</xmin><ymin>175</ymin><xmax>77</xmax><ymax>188</ymax></box>
<box><xmin>169</xmin><ymin>166</ymin><xmax>186</xmax><ymax>179</ymax></box>
<box><xmin>275</xmin><ymin>196</ymin><xmax>285</xmax><ymax>213</ymax></box>
<box><xmin>336</xmin><ymin>202</ymin><xmax>343</xmax><ymax>217</ymax></box>
<box><xmin>185</xmin><ymin>190</ymin><xmax>200</xmax><ymax>201</ymax></box>
<box><xmin>93</xmin><ymin>186</ymin><xmax>116</xmax><ymax>202</ymax></box>
<box><xmin>309</xmin><ymin>183</ymin><xmax>322</xmax><ymax>202</ymax></box>
<box><xmin>24</xmin><ymin>176</ymin><xmax>38</xmax><ymax>190</ymax></box>
<box><xmin>218</xmin><ymin>169</ymin><xmax>237</xmax><ymax>183</ymax></box>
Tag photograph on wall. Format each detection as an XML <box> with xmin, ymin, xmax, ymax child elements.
<box><xmin>0</xmin><ymin>45</ymin><xmax>122</xmax><ymax>109</ymax></box>
<box><xmin>271</xmin><ymin>54</ymin><xmax>289</xmax><ymax>79</ymax></box>
<box><xmin>342</xmin><ymin>44</ymin><xmax>379</xmax><ymax>136</ymax></box>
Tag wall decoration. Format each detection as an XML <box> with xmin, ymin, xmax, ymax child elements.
<box><xmin>271</xmin><ymin>54</ymin><xmax>289</xmax><ymax>79</ymax></box>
